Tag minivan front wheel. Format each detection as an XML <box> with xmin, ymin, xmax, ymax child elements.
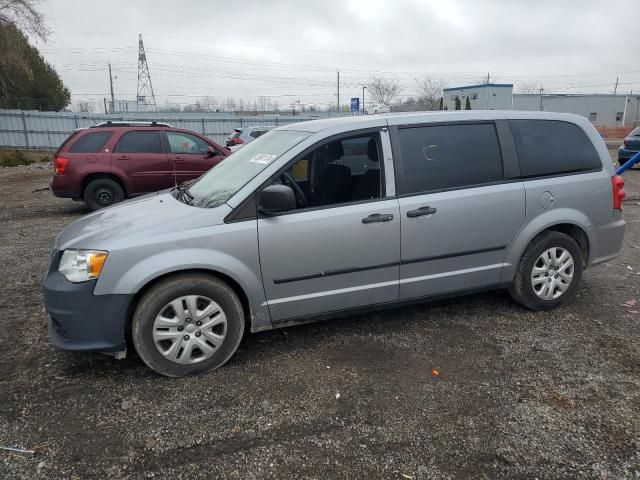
<box><xmin>509</xmin><ymin>231</ymin><xmax>583</xmax><ymax>311</ymax></box>
<box><xmin>132</xmin><ymin>274</ymin><xmax>245</xmax><ymax>377</ymax></box>
<box><xmin>84</xmin><ymin>177</ymin><xmax>125</xmax><ymax>211</ymax></box>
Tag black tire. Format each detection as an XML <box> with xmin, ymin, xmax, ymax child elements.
<box><xmin>132</xmin><ymin>273</ymin><xmax>245</xmax><ymax>377</ymax></box>
<box><xmin>84</xmin><ymin>177</ymin><xmax>125</xmax><ymax>211</ymax></box>
<box><xmin>509</xmin><ymin>231</ymin><xmax>584</xmax><ymax>311</ymax></box>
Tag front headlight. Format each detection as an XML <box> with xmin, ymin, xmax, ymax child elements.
<box><xmin>58</xmin><ymin>249</ymin><xmax>109</xmax><ymax>283</ymax></box>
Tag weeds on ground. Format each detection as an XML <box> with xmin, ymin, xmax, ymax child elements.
<box><xmin>0</xmin><ymin>150</ymin><xmax>51</xmax><ymax>167</ymax></box>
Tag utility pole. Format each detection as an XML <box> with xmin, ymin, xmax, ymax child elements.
<box><xmin>614</xmin><ymin>76</ymin><xmax>619</xmax><ymax>95</ymax></box>
<box><xmin>486</xmin><ymin>72</ymin><xmax>490</xmax><ymax>84</ymax></box>
<box><xmin>108</xmin><ymin>62</ymin><xmax>115</xmax><ymax>114</ymax></box>
<box><xmin>137</xmin><ymin>34</ymin><xmax>157</xmax><ymax>113</ymax></box>
<box><xmin>336</xmin><ymin>70</ymin><xmax>340</xmax><ymax>116</ymax></box>
<box><xmin>362</xmin><ymin>86</ymin><xmax>366</xmax><ymax>115</ymax></box>
<box><xmin>103</xmin><ymin>97</ymin><xmax>108</xmax><ymax>115</ymax></box>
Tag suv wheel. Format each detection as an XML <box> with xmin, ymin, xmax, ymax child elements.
<box><xmin>84</xmin><ymin>177</ymin><xmax>125</xmax><ymax>211</ymax></box>
<box><xmin>132</xmin><ymin>274</ymin><xmax>245</xmax><ymax>377</ymax></box>
<box><xmin>509</xmin><ymin>231</ymin><xmax>583</xmax><ymax>311</ymax></box>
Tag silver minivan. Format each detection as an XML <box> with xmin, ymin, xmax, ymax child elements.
<box><xmin>44</xmin><ymin>111</ymin><xmax>626</xmax><ymax>377</ymax></box>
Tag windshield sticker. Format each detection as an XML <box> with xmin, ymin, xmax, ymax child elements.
<box><xmin>249</xmin><ymin>154</ymin><xmax>277</xmax><ymax>164</ymax></box>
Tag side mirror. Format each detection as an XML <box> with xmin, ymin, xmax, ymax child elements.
<box><xmin>206</xmin><ymin>145</ymin><xmax>217</xmax><ymax>157</ymax></box>
<box><xmin>258</xmin><ymin>184</ymin><xmax>296</xmax><ymax>215</ymax></box>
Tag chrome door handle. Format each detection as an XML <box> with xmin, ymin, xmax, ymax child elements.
<box><xmin>407</xmin><ymin>206</ymin><xmax>437</xmax><ymax>218</ymax></box>
<box><xmin>362</xmin><ymin>213</ymin><xmax>394</xmax><ymax>224</ymax></box>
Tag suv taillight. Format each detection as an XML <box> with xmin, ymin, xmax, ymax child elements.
<box><xmin>54</xmin><ymin>156</ymin><xmax>69</xmax><ymax>174</ymax></box>
<box><xmin>232</xmin><ymin>137</ymin><xmax>243</xmax><ymax>144</ymax></box>
<box><xmin>624</xmin><ymin>140</ymin><xmax>629</xmax><ymax>148</ymax></box>
<box><xmin>612</xmin><ymin>175</ymin><xmax>625</xmax><ymax>210</ymax></box>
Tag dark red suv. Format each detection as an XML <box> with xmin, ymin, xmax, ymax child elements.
<box><xmin>51</xmin><ymin>121</ymin><xmax>229</xmax><ymax>210</ymax></box>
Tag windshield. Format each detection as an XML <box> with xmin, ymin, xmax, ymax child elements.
<box><xmin>183</xmin><ymin>129</ymin><xmax>312</xmax><ymax>208</ymax></box>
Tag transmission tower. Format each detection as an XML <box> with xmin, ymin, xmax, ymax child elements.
<box><xmin>136</xmin><ymin>34</ymin><xmax>157</xmax><ymax>113</ymax></box>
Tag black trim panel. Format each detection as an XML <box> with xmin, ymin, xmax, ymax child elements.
<box><xmin>273</xmin><ymin>260</ymin><xmax>398</xmax><ymax>285</ymax></box>
<box><xmin>271</xmin><ymin>245</ymin><xmax>506</xmax><ymax>284</ymax></box>
<box><xmin>401</xmin><ymin>245</ymin><xmax>506</xmax><ymax>265</ymax></box>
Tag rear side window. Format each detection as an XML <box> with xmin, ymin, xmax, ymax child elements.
<box><xmin>69</xmin><ymin>132</ymin><xmax>112</xmax><ymax>153</ymax></box>
<box><xmin>509</xmin><ymin>120</ymin><xmax>601</xmax><ymax>178</ymax></box>
<box><xmin>115</xmin><ymin>131</ymin><xmax>163</xmax><ymax>154</ymax></box>
<box><xmin>396</xmin><ymin>123</ymin><xmax>503</xmax><ymax>195</ymax></box>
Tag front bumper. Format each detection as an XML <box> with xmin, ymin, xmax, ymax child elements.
<box><xmin>43</xmin><ymin>269</ymin><xmax>132</xmax><ymax>352</ymax></box>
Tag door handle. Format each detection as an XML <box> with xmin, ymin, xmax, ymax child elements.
<box><xmin>172</xmin><ymin>157</ymin><xmax>184</xmax><ymax>162</ymax></box>
<box><xmin>407</xmin><ymin>206</ymin><xmax>437</xmax><ymax>218</ymax></box>
<box><xmin>362</xmin><ymin>213</ymin><xmax>394</xmax><ymax>224</ymax></box>
<box><xmin>116</xmin><ymin>155</ymin><xmax>129</xmax><ymax>161</ymax></box>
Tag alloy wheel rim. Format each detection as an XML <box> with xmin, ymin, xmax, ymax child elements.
<box><xmin>531</xmin><ymin>247</ymin><xmax>574</xmax><ymax>300</ymax></box>
<box><xmin>152</xmin><ymin>295</ymin><xmax>227</xmax><ymax>364</ymax></box>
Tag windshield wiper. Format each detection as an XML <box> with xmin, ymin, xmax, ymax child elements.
<box><xmin>172</xmin><ymin>183</ymin><xmax>194</xmax><ymax>205</ymax></box>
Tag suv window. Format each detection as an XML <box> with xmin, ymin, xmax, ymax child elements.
<box><xmin>509</xmin><ymin>120</ymin><xmax>601</xmax><ymax>177</ymax></box>
<box><xmin>249</xmin><ymin>130</ymin><xmax>267</xmax><ymax>139</ymax></box>
<box><xmin>115</xmin><ymin>131</ymin><xmax>163</xmax><ymax>154</ymax></box>
<box><xmin>396</xmin><ymin>123</ymin><xmax>503</xmax><ymax>195</ymax></box>
<box><xmin>167</xmin><ymin>132</ymin><xmax>208</xmax><ymax>155</ymax></box>
<box><xmin>69</xmin><ymin>131</ymin><xmax>112</xmax><ymax>153</ymax></box>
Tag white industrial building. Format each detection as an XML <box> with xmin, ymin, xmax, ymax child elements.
<box><xmin>512</xmin><ymin>94</ymin><xmax>640</xmax><ymax>126</ymax></box>
<box><xmin>443</xmin><ymin>83</ymin><xmax>514</xmax><ymax>110</ymax></box>
<box><xmin>443</xmin><ymin>82</ymin><xmax>640</xmax><ymax>126</ymax></box>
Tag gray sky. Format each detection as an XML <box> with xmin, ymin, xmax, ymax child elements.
<box><xmin>37</xmin><ymin>0</ymin><xmax>640</xmax><ymax>109</ymax></box>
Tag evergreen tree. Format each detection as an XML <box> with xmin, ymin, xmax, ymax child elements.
<box><xmin>0</xmin><ymin>23</ymin><xmax>70</xmax><ymax>110</ymax></box>
<box><xmin>438</xmin><ymin>96</ymin><xmax>443</xmax><ymax>110</ymax></box>
<box><xmin>465</xmin><ymin>96</ymin><xmax>471</xmax><ymax>110</ymax></box>
<box><xmin>454</xmin><ymin>96</ymin><xmax>461</xmax><ymax>110</ymax></box>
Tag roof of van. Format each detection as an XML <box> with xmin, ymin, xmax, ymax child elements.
<box><xmin>277</xmin><ymin>110</ymin><xmax>590</xmax><ymax>134</ymax></box>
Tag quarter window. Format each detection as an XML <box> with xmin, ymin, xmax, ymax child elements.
<box><xmin>167</xmin><ymin>132</ymin><xmax>208</xmax><ymax>154</ymax></box>
<box><xmin>396</xmin><ymin>123</ymin><xmax>503</xmax><ymax>195</ymax></box>
<box><xmin>115</xmin><ymin>131</ymin><xmax>163</xmax><ymax>154</ymax></box>
<box><xmin>509</xmin><ymin>120</ymin><xmax>601</xmax><ymax>178</ymax></box>
<box><xmin>69</xmin><ymin>132</ymin><xmax>112</xmax><ymax>153</ymax></box>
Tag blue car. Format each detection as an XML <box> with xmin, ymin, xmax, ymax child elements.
<box><xmin>619</xmin><ymin>127</ymin><xmax>640</xmax><ymax>166</ymax></box>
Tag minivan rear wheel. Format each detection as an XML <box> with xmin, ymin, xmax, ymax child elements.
<box><xmin>84</xmin><ymin>177</ymin><xmax>125</xmax><ymax>211</ymax></box>
<box><xmin>509</xmin><ymin>231</ymin><xmax>583</xmax><ymax>311</ymax></box>
<box><xmin>132</xmin><ymin>274</ymin><xmax>245</xmax><ymax>377</ymax></box>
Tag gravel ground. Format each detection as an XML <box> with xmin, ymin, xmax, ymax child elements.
<box><xmin>0</xmin><ymin>154</ymin><xmax>639</xmax><ymax>479</ymax></box>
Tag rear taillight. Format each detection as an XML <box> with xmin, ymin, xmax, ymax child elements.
<box><xmin>54</xmin><ymin>156</ymin><xmax>69</xmax><ymax>175</ymax></box>
<box><xmin>612</xmin><ymin>175</ymin><xmax>625</xmax><ymax>210</ymax></box>
<box><xmin>624</xmin><ymin>140</ymin><xmax>629</xmax><ymax>148</ymax></box>
<box><xmin>232</xmin><ymin>137</ymin><xmax>243</xmax><ymax>144</ymax></box>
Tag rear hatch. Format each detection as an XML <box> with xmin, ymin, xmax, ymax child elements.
<box><xmin>625</xmin><ymin>128</ymin><xmax>640</xmax><ymax>151</ymax></box>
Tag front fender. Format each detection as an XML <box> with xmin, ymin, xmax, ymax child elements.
<box><xmin>95</xmin><ymin>248</ymin><xmax>271</xmax><ymax>331</ymax></box>
<box><xmin>500</xmin><ymin>208</ymin><xmax>594</xmax><ymax>283</ymax></box>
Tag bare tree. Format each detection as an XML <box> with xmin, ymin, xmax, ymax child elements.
<box><xmin>237</xmin><ymin>98</ymin><xmax>244</xmax><ymax>112</ymax></box>
<box><xmin>0</xmin><ymin>0</ymin><xmax>49</xmax><ymax>40</ymax></box>
<box><xmin>77</xmin><ymin>100</ymin><xmax>92</xmax><ymax>113</ymax></box>
<box><xmin>367</xmin><ymin>76</ymin><xmax>402</xmax><ymax>106</ymax></box>
<box><xmin>515</xmin><ymin>81</ymin><xmax>543</xmax><ymax>94</ymax></box>
<box><xmin>416</xmin><ymin>78</ymin><xmax>447</xmax><ymax>110</ymax></box>
<box><xmin>224</xmin><ymin>96</ymin><xmax>236</xmax><ymax>112</ymax></box>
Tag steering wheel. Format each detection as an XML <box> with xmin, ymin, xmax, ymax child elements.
<box><xmin>281</xmin><ymin>171</ymin><xmax>308</xmax><ymax>208</ymax></box>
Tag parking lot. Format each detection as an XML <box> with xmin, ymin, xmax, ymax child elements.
<box><xmin>0</xmin><ymin>147</ymin><xmax>639</xmax><ymax>479</ymax></box>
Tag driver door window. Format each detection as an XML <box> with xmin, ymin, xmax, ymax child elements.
<box><xmin>276</xmin><ymin>133</ymin><xmax>383</xmax><ymax>211</ymax></box>
<box><xmin>165</xmin><ymin>131</ymin><xmax>221</xmax><ymax>182</ymax></box>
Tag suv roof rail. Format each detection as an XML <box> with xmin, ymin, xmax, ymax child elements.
<box><xmin>91</xmin><ymin>121</ymin><xmax>173</xmax><ymax>128</ymax></box>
